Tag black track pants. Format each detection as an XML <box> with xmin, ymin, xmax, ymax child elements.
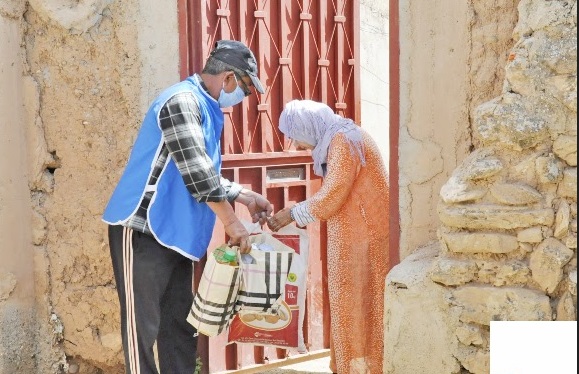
<box><xmin>108</xmin><ymin>225</ymin><xmax>198</xmax><ymax>374</ymax></box>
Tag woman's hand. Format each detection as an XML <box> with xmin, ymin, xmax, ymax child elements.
<box><xmin>267</xmin><ymin>207</ymin><xmax>293</xmax><ymax>232</ymax></box>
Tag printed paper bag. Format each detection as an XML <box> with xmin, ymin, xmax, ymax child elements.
<box><xmin>187</xmin><ymin>247</ymin><xmax>241</xmax><ymax>337</ymax></box>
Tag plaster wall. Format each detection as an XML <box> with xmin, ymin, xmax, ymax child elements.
<box><xmin>0</xmin><ymin>5</ymin><xmax>39</xmax><ymax>374</ymax></box>
<box><xmin>0</xmin><ymin>4</ymin><xmax>34</xmax><ymax>306</ymax></box>
<box><xmin>360</xmin><ymin>0</ymin><xmax>389</xmax><ymax>169</ymax></box>
<box><xmin>397</xmin><ymin>0</ymin><xmax>518</xmax><ymax>259</ymax></box>
<box><xmin>0</xmin><ymin>0</ymin><xmax>178</xmax><ymax>371</ymax></box>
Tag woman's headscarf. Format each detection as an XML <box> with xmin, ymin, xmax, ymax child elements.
<box><xmin>278</xmin><ymin>100</ymin><xmax>366</xmax><ymax>177</ymax></box>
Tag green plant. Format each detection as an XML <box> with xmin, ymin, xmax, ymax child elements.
<box><xmin>194</xmin><ymin>356</ymin><xmax>203</xmax><ymax>374</ymax></box>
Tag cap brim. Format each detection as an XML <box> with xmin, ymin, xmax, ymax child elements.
<box><xmin>248</xmin><ymin>72</ymin><xmax>265</xmax><ymax>94</ymax></box>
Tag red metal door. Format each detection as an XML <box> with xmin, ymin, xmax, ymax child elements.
<box><xmin>178</xmin><ymin>1</ymin><xmax>360</xmax><ymax>372</ymax></box>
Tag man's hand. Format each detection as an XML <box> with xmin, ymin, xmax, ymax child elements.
<box><xmin>207</xmin><ymin>200</ymin><xmax>252</xmax><ymax>253</ymax></box>
<box><xmin>266</xmin><ymin>207</ymin><xmax>293</xmax><ymax>232</ymax></box>
<box><xmin>236</xmin><ymin>189</ymin><xmax>273</xmax><ymax>225</ymax></box>
<box><xmin>223</xmin><ymin>220</ymin><xmax>251</xmax><ymax>254</ymax></box>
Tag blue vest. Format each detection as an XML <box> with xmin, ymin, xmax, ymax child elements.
<box><xmin>102</xmin><ymin>76</ymin><xmax>224</xmax><ymax>260</ymax></box>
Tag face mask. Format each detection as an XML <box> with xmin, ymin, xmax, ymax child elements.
<box><xmin>218</xmin><ymin>75</ymin><xmax>246</xmax><ymax>108</ymax></box>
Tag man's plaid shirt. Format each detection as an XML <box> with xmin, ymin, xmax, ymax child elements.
<box><xmin>125</xmin><ymin>75</ymin><xmax>242</xmax><ymax>234</ymax></box>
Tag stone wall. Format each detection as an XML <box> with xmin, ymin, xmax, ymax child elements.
<box><xmin>385</xmin><ymin>1</ymin><xmax>577</xmax><ymax>373</ymax></box>
<box><xmin>397</xmin><ymin>0</ymin><xmax>519</xmax><ymax>259</ymax></box>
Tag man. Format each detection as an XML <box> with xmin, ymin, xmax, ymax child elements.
<box><xmin>102</xmin><ymin>40</ymin><xmax>272</xmax><ymax>374</ymax></box>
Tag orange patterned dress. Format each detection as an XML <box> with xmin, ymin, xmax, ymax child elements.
<box><xmin>302</xmin><ymin>130</ymin><xmax>390</xmax><ymax>373</ymax></box>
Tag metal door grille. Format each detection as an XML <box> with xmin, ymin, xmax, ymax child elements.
<box><xmin>178</xmin><ymin>1</ymin><xmax>360</xmax><ymax>371</ymax></box>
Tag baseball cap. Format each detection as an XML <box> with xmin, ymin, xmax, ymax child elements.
<box><xmin>209</xmin><ymin>40</ymin><xmax>265</xmax><ymax>94</ymax></box>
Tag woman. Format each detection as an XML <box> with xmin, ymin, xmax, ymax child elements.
<box><xmin>267</xmin><ymin>100</ymin><xmax>390</xmax><ymax>374</ymax></box>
